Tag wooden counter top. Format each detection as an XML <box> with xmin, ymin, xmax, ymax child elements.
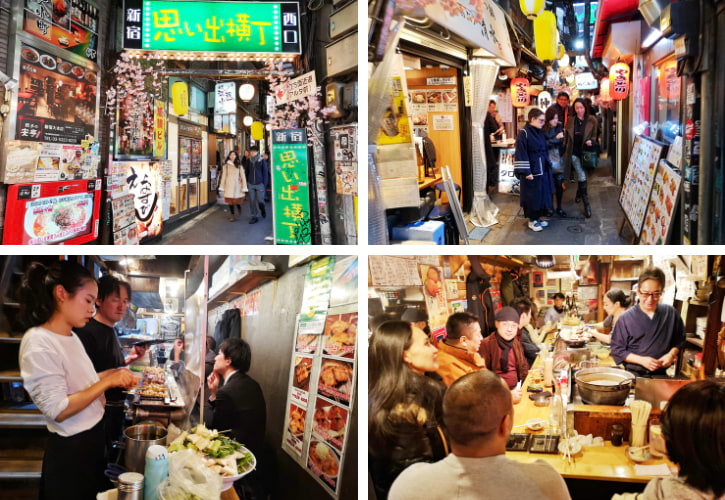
<box><xmin>418</xmin><ymin>176</ymin><xmax>442</xmax><ymax>190</ymax></box>
<box><xmin>506</xmin><ymin>344</ymin><xmax>676</xmax><ymax>483</ymax></box>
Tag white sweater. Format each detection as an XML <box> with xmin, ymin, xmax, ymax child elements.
<box><xmin>19</xmin><ymin>327</ymin><xmax>103</xmax><ymax>436</ymax></box>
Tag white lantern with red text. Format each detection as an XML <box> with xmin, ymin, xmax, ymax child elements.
<box><xmin>609</xmin><ymin>63</ymin><xmax>630</xmax><ymax>100</ymax></box>
<box><xmin>511</xmin><ymin>78</ymin><xmax>530</xmax><ymax>108</ymax></box>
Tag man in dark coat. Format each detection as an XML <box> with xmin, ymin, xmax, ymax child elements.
<box><xmin>466</xmin><ymin>257</ymin><xmax>496</xmax><ymax>337</ymax></box>
<box><xmin>484</xmin><ymin>100</ymin><xmax>504</xmax><ymax>190</ymax></box>
<box><xmin>207</xmin><ymin>338</ymin><xmax>268</xmax><ymax>499</ymax></box>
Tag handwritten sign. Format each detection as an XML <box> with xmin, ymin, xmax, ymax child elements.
<box><xmin>275</xmin><ymin>71</ymin><xmax>316</xmax><ymax>106</ymax></box>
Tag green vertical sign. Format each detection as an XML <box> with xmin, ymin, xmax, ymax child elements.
<box><xmin>271</xmin><ymin>129</ymin><xmax>311</xmax><ymax>245</ymax></box>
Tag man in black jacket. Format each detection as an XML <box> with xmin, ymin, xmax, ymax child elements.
<box><xmin>247</xmin><ymin>146</ymin><xmax>269</xmax><ymax>224</ymax></box>
<box><xmin>207</xmin><ymin>338</ymin><xmax>268</xmax><ymax>499</ymax></box>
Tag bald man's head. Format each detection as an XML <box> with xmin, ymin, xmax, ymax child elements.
<box><xmin>443</xmin><ymin>370</ymin><xmax>513</xmax><ymax>446</ymax></box>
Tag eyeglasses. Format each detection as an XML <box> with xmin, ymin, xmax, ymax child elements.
<box><xmin>638</xmin><ymin>290</ymin><xmax>663</xmax><ymax>299</ymax></box>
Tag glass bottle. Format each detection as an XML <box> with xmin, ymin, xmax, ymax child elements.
<box><xmin>548</xmin><ymin>384</ymin><xmax>562</xmax><ymax>435</ymax></box>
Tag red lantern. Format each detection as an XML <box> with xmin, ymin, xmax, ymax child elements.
<box><xmin>511</xmin><ymin>78</ymin><xmax>530</xmax><ymax>108</ymax></box>
<box><xmin>600</xmin><ymin>78</ymin><xmax>610</xmax><ymax>102</ymax></box>
<box><xmin>658</xmin><ymin>59</ymin><xmax>680</xmax><ymax>100</ymax></box>
<box><xmin>609</xmin><ymin>62</ymin><xmax>630</xmax><ymax>100</ymax></box>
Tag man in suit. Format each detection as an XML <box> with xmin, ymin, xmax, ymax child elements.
<box><xmin>207</xmin><ymin>338</ymin><xmax>268</xmax><ymax>499</ymax></box>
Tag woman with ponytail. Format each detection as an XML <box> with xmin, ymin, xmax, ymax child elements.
<box><xmin>18</xmin><ymin>260</ymin><xmax>138</xmax><ymax>499</ymax></box>
<box><xmin>588</xmin><ymin>288</ymin><xmax>630</xmax><ymax>344</ymax></box>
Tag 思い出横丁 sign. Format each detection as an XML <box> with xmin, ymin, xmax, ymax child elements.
<box><xmin>123</xmin><ymin>0</ymin><xmax>301</xmax><ymax>54</ymax></box>
<box><xmin>271</xmin><ymin>129</ymin><xmax>311</xmax><ymax>245</ymax></box>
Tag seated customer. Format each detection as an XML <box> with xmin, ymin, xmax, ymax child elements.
<box><xmin>510</xmin><ymin>297</ymin><xmax>539</xmax><ymax>367</ymax></box>
<box><xmin>544</xmin><ymin>293</ymin><xmax>566</xmax><ymax>325</ymax></box>
<box><xmin>436</xmin><ymin>312</ymin><xmax>485</xmax><ymax>386</ymax></box>
<box><xmin>389</xmin><ymin>370</ymin><xmax>571</xmax><ymax>500</ymax></box>
<box><xmin>613</xmin><ymin>379</ymin><xmax>725</xmax><ymax>500</ymax></box>
<box><xmin>479</xmin><ymin>307</ymin><xmax>527</xmax><ymax>404</ymax></box>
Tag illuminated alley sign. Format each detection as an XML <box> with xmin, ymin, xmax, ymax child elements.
<box><xmin>123</xmin><ymin>0</ymin><xmax>301</xmax><ymax>54</ymax></box>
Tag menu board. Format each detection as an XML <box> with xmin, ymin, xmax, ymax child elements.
<box><xmin>282</xmin><ymin>257</ymin><xmax>357</xmax><ymax>498</ymax></box>
<box><xmin>16</xmin><ymin>43</ymin><xmax>97</xmax><ymax>144</ymax></box>
<box><xmin>639</xmin><ymin>161</ymin><xmax>682</xmax><ymax>245</ymax></box>
<box><xmin>179</xmin><ymin>138</ymin><xmax>191</xmax><ymax>176</ymax></box>
<box><xmin>329</xmin><ymin>256</ymin><xmax>358</xmax><ymax>308</ymax></box>
<box><xmin>332</xmin><ymin>124</ymin><xmax>357</xmax><ymax>196</ymax></box>
<box><xmin>298</xmin><ymin>256</ymin><xmax>334</xmax><ymax>334</ymax></box>
<box><xmin>619</xmin><ymin>135</ymin><xmax>666</xmax><ymax>235</ymax></box>
<box><xmin>23</xmin><ymin>0</ymin><xmax>100</xmax><ymax>62</ymax></box>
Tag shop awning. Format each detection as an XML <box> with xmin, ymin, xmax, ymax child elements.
<box><xmin>414</xmin><ymin>0</ymin><xmax>516</xmax><ymax>67</ymax></box>
<box><xmin>592</xmin><ymin>0</ymin><xmax>641</xmax><ymax>58</ymax></box>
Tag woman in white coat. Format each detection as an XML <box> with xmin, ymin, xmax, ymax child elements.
<box><xmin>219</xmin><ymin>151</ymin><xmax>248</xmax><ymax>221</ymax></box>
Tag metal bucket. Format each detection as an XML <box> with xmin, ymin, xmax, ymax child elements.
<box><xmin>574</xmin><ymin>367</ymin><xmax>635</xmax><ymax>406</ymax></box>
<box><xmin>123</xmin><ymin>422</ymin><xmax>167</xmax><ymax>473</ymax></box>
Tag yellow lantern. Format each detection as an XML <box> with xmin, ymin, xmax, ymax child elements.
<box><xmin>511</xmin><ymin>78</ymin><xmax>530</xmax><ymax>108</ymax></box>
<box><xmin>520</xmin><ymin>0</ymin><xmax>545</xmax><ymax>19</ymax></box>
<box><xmin>251</xmin><ymin>121</ymin><xmax>264</xmax><ymax>140</ymax></box>
<box><xmin>534</xmin><ymin>11</ymin><xmax>558</xmax><ymax>61</ymax></box>
<box><xmin>609</xmin><ymin>62</ymin><xmax>630</xmax><ymax>100</ymax></box>
<box><xmin>558</xmin><ymin>43</ymin><xmax>566</xmax><ymax>60</ymax></box>
<box><xmin>171</xmin><ymin>81</ymin><xmax>188</xmax><ymax>116</ymax></box>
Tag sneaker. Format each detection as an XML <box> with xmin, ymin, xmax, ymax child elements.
<box><xmin>249</xmin><ymin>217</ymin><xmax>259</xmax><ymax>224</ymax></box>
<box><xmin>259</xmin><ymin>202</ymin><xmax>266</xmax><ymax>218</ymax></box>
<box><xmin>538</xmin><ymin>220</ymin><xmax>549</xmax><ymax>228</ymax></box>
<box><xmin>528</xmin><ymin>221</ymin><xmax>543</xmax><ymax>232</ymax></box>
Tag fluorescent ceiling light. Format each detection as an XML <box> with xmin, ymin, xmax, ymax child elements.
<box><xmin>642</xmin><ymin>28</ymin><xmax>662</xmax><ymax>49</ymax></box>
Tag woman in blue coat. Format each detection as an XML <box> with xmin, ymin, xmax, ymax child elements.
<box><xmin>514</xmin><ymin>108</ymin><xmax>554</xmax><ymax>232</ymax></box>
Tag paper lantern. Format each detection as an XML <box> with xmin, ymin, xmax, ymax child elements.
<box><xmin>242</xmin><ymin>115</ymin><xmax>254</xmax><ymax>127</ymax></box>
<box><xmin>511</xmin><ymin>78</ymin><xmax>530</xmax><ymax>108</ymax></box>
<box><xmin>609</xmin><ymin>63</ymin><xmax>630</xmax><ymax>100</ymax></box>
<box><xmin>520</xmin><ymin>0</ymin><xmax>545</xmax><ymax>19</ymax></box>
<box><xmin>171</xmin><ymin>81</ymin><xmax>188</xmax><ymax>116</ymax></box>
<box><xmin>538</xmin><ymin>91</ymin><xmax>552</xmax><ymax>111</ymax></box>
<box><xmin>239</xmin><ymin>83</ymin><xmax>255</xmax><ymax>102</ymax></box>
<box><xmin>251</xmin><ymin>121</ymin><xmax>264</xmax><ymax>140</ymax></box>
<box><xmin>600</xmin><ymin>78</ymin><xmax>611</xmax><ymax>102</ymax></box>
<box><xmin>534</xmin><ymin>11</ymin><xmax>558</xmax><ymax>61</ymax></box>
<box><xmin>558</xmin><ymin>43</ymin><xmax>566</xmax><ymax>60</ymax></box>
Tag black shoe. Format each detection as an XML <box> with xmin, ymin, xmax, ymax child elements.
<box><xmin>556</xmin><ymin>208</ymin><xmax>567</xmax><ymax>217</ymax></box>
<box><xmin>249</xmin><ymin>217</ymin><xmax>259</xmax><ymax>224</ymax></box>
<box><xmin>544</xmin><ymin>209</ymin><xmax>554</xmax><ymax>217</ymax></box>
<box><xmin>259</xmin><ymin>202</ymin><xmax>266</xmax><ymax>218</ymax></box>
<box><xmin>575</xmin><ymin>190</ymin><xmax>582</xmax><ymax>203</ymax></box>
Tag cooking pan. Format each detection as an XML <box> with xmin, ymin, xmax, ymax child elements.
<box><xmin>574</xmin><ymin>367</ymin><xmax>635</xmax><ymax>406</ymax></box>
<box><xmin>122</xmin><ymin>422</ymin><xmax>167</xmax><ymax>473</ymax></box>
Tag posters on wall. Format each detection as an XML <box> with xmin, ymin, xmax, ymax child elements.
<box><xmin>2</xmin><ymin>140</ymin><xmax>100</xmax><ymax>184</ymax></box>
<box><xmin>619</xmin><ymin>135</ymin><xmax>666</xmax><ymax>234</ymax></box>
<box><xmin>271</xmin><ymin>128</ymin><xmax>312</xmax><ymax>244</ymax></box>
<box><xmin>23</xmin><ymin>0</ymin><xmax>100</xmax><ymax>62</ymax></box>
<box><xmin>111</xmin><ymin>193</ymin><xmax>138</xmax><ymax>245</ymax></box>
<box><xmin>432</xmin><ymin>114</ymin><xmax>454</xmax><ymax>131</ymax></box>
<box><xmin>16</xmin><ymin>43</ymin><xmax>97</xmax><ymax>144</ymax></box>
<box><xmin>332</xmin><ymin>125</ymin><xmax>357</xmax><ymax>196</ymax></box>
<box><xmin>2</xmin><ymin>141</ymin><xmax>43</xmax><ymax>184</ymax></box>
<box><xmin>160</xmin><ymin>160</ymin><xmax>173</xmax><ymax>221</ymax></box>
<box><xmin>298</xmin><ymin>256</ymin><xmax>335</xmax><ymax>334</ymax></box>
<box><xmin>368</xmin><ymin>255</ymin><xmax>422</xmax><ymax>287</ymax></box>
<box><xmin>420</xmin><ymin>263</ymin><xmax>449</xmax><ymax>331</ymax></box>
<box><xmin>115</xmin><ymin>96</ymin><xmax>154</xmax><ymax>159</ymax></box>
<box><xmin>329</xmin><ymin>255</ymin><xmax>358</xmax><ymax>308</ymax></box>
<box><xmin>121</xmin><ymin>161</ymin><xmax>163</xmax><ymax>242</ymax></box>
<box><xmin>283</xmin><ymin>257</ymin><xmax>357</xmax><ymax>498</ymax></box>
<box><xmin>639</xmin><ymin>161</ymin><xmax>682</xmax><ymax>245</ymax></box>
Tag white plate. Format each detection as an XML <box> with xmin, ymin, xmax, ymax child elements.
<box><xmin>39</xmin><ymin>54</ymin><xmax>57</xmax><ymax>70</ymax></box>
<box><xmin>526</xmin><ymin>418</ymin><xmax>546</xmax><ymax>431</ymax></box>
<box><xmin>558</xmin><ymin>440</ymin><xmax>583</xmax><ymax>455</ymax></box>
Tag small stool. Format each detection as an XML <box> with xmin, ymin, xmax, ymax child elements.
<box><xmin>434</xmin><ymin>182</ymin><xmax>462</xmax><ymax>205</ymax></box>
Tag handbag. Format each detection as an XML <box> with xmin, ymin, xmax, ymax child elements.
<box><xmin>582</xmin><ymin>150</ymin><xmax>599</xmax><ymax>170</ymax></box>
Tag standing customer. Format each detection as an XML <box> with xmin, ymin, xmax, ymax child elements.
<box><xmin>564</xmin><ymin>97</ymin><xmax>598</xmax><ymax>218</ymax></box>
<box><xmin>514</xmin><ymin>108</ymin><xmax>554</xmax><ymax>232</ymax></box>
<box><xmin>75</xmin><ymin>273</ymin><xmax>146</xmax><ymax>459</ymax></box>
<box><xmin>484</xmin><ymin>100</ymin><xmax>505</xmax><ymax>191</ymax></box>
<box><xmin>544</xmin><ymin>106</ymin><xmax>567</xmax><ymax>216</ymax></box>
<box><xmin>369</xmin><ymin>321</ymin><xmax>448</xmax><ymax>499</ymax></box>
<box><xmin>219</xmin><ymin>150</ymin><xmax>248</xmax><ymax>221</ymax></box>
<box><xmin>247</xmin><ymin>146</ymin><xmax>269</xmax><ymax>224</ymax></box>
<box><xmin>610</xmin><ymin>268</ymin><xmax>685</xmax><ymax>377</ymax></box>
<box><xmin>18</xmin><ymin>261</ymin><xmax>137</xmax><ymax>499</ymax></box>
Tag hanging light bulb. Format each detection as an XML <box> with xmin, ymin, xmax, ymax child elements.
<box><xmin>535</xmin><ymin>256</ymin><xmax>556</xmax><ymax>268</ymax></box>
<box><xmin>242</xmin><ymin>115</ymin><xmax>254</xmax><ymax>127</ymax></box>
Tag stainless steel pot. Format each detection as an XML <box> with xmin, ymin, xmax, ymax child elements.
<box><xmin>574</xmin><ymin>367</ymin><xmax>635</xmax><ymax>406</ymax></box>
<box><xmin>123</xmin><ymin>422</ymin><xmax>167</xmax><ymax>473</ymax></box>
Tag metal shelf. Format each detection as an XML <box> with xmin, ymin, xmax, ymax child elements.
<box><xmin>0</xmin><ymin>371</ymin><xmax>22</xmax><ymax>382</ymax></box>
<box><xmin>0</xmin><ymin>413</ymin><xmax>45</xmax><ymax>429</ymax></box>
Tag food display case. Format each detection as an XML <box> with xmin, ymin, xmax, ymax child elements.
<box><xmin>2</xmin><ymin>178</ymin><xmax>101</xmax><ymax>244</ymax></box>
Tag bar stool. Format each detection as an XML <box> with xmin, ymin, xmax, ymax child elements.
<box><xmin>434</xmin><ymin>182</ymin><xmax>462</xmax><ymax>205</ymax></box>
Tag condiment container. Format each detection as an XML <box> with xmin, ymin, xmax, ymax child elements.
<box><xmin>611</xmin><ymin>423</ymin><xmax>624</xmax><ymax>446</ymax></box>
<box><xmin>117</xmin><ymin>472</ymin><xmax>144</xmax><ymax>500</ymax></box>
<box><xmin>143</xmin><ymin>445</ymin><xmax>168</xmax><ymax>500</ymax></box>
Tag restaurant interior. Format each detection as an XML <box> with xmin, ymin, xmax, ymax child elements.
<box><xmin>0</xmin><ymin>255</ymin><xmax>358</xmax><ymax>500</ymax></box>
<box><xmin>368</xmin><ymin>254</ymin><xmax>725</xmax><ymax>499</ymax></box>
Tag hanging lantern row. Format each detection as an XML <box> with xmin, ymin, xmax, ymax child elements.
<box><xmin>534</xmin><ymin>10</ymin><xmax>558</xmax><ymax>61</ymax></box>
<box><xmin>609</xmin><ymin>62</ymin><xmax>630</xmax><ymax>100</ymax></box>
<box><xmin>511</xmin><ymin>77</ymin><xmax>530</xmax><ymax>108</ymax></box>
<box><xmin>520</xmin><ymin>0</ymin><xmax>545</xmax><ymax>20</ymax></box>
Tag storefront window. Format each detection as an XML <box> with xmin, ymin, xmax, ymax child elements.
<box><xmin>653</xmin><ymin>57</ymin><xmax>681</xmax><ymax>145</ymax></box>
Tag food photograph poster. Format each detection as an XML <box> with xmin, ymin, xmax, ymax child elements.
<box><xmin>282</xmin><ymin>257</ymin><xmax>357</xmax><ymax>498</ymax></box>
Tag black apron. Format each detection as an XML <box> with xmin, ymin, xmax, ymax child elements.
<box><xmin>40</xmin><ymin>419</ymin><xmax>106</xmax><ymax>500</ymax></box>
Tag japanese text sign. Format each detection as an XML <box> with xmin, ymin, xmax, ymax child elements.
<box><xmin>23</xmin><ymin>0</ymin><xmax>100</xmax><ymax>62</ymax></box>
<box><xmin>271</xmin><ymin>129</ymin><xmax>311</xmax><ymax>245</ymax></box>
<box><xmin>124</xmin><ymin>161</ymin><xmax>163</xmax><ymax>242</ymax></box>
<box><xmin>275</xmin><ymin>71</ymin><xmax>317</xmax><ymax>106</ymax></box>
<box><xmin>123</xmin><ymin>0</ymin><xmax>301</xmax><ymax>54</ymax></box>
<box><xmin>214</xmin><ymin>82</ymin><xmax>236</xmax><ymax>114</ymax></box>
